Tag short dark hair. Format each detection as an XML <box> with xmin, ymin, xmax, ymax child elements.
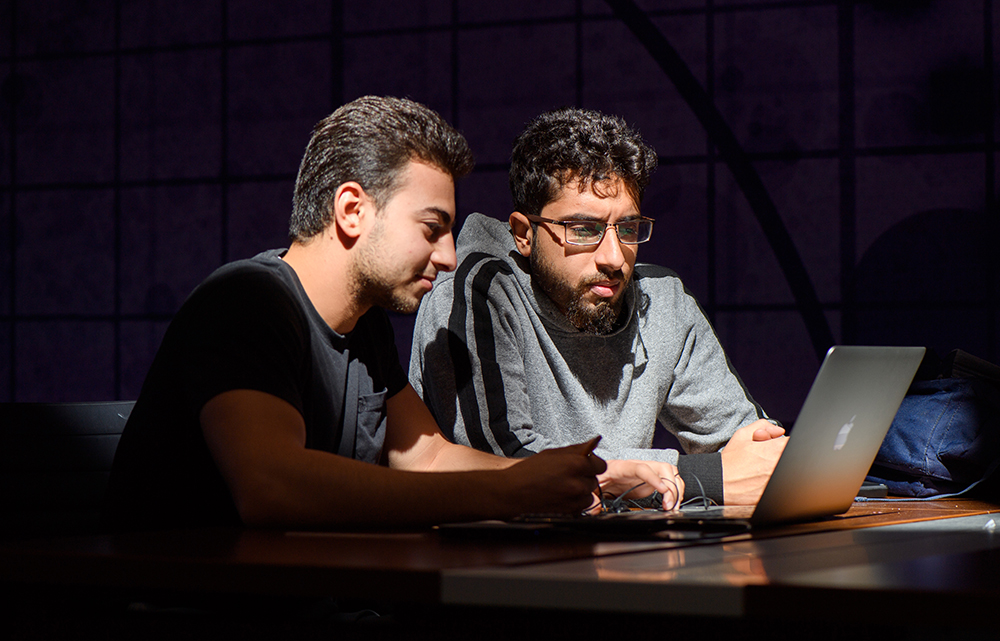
<box><xmin>509</xmin><ymin>107</ymin><xmax>657</xmax><ymax>218</ymax></box>
<box><xmin>290</xmin><ymin>96</ymin><xmax>474</xmax><ymax>241</ymax></box>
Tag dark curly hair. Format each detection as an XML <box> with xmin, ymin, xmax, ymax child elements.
<box><xmin>290</xmin><ymin>96</ymin><xmax>474</xmax><ymax>241</ymax></box>
<box><xmin>509</xmin><ymin>107</ymin><xmax>657</xmax><ymax>218</ymax></box>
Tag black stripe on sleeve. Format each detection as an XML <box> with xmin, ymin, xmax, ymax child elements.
<box><xmin>447</xmin><ymin>253</ymin><xmax>527</xmax><ymax>457</ymax></box>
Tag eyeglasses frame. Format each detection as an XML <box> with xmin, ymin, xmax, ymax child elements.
<box><xmin>523</xmin><ymin>213</ymin><xmax>655</xmax><ymax>246</ymax></box>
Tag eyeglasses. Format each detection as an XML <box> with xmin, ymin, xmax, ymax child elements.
<box><xmin>524</xmin><ymin>214</ymin><xmax>654</xmax><ymax>246</ymax></box>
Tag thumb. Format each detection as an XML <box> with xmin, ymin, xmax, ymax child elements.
<box><xmin>753</xmin><ymin>425</ymin><xmax>785</xmax><ymax>441</ymax></box>
<box><xmin>566</xmin><ymin>435</ymin><xmax>602</xmax><ymax>456</ymax></box>
<box><xmin>565</xmin><ymin>436</ymin><xmax>606</xmax><ymax>474</ymax></box>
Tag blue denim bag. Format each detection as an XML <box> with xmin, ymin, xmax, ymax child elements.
<box><xmin>866</xmin><ymin>351</ymin><xmax>1000</xmax><ymax>498</ymax></box>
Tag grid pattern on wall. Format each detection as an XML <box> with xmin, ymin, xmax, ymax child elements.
<box><xmin>2</xmin><ymin>0</ymin><xmax>997</xmax><ymax>424</ymax></box>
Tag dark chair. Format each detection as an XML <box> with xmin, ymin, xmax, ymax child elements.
<box><xmin>0</xmin><ymin>401</ymin><xmax>134</xmax><ymax>539</ymax></box>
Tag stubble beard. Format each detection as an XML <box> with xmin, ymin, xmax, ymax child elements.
<box><xmin>350</xmin><ymin>217</ymin><xmax>423</xmax><ymax>314</ymax></box>
<box><xmin>529</xmin><ymin>244</ymin><xmax>628</xmax><ymax>335</ymax></box>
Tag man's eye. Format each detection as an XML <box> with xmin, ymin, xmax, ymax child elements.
<box><xmin>568</xmin><ymin>224</ymin><xmax>601</xmax><ymax>237</ymax></box>
<box><xmin>617</xmin><ymin>223</ymin><xmax>639</xmax><ymax>239</ymax></box>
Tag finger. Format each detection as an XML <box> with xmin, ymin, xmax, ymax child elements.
<box><xmin>672</xmin><ymin>475</ymin><xmax>685</xmax><ymax>508</ymax></box>
<box><xmin>660</xmin><ymin>488</ymin><xmax>679</xmax><ymax>511</ymax></box>
<box><xmin>572</xmin><ymin>481</ymin><xmax>603</xmax><ymax>514</ymax></box>
<box><xmin>587</xmin><ymin>452</ymin><xmax>608</xmax><ymax>475</ymax></box>
<box><xmin>658</xmin><ymin>473</ymin><xmax>684</xmax><ymax>510</ymax></box>
<box><xmin>626</xmin><ymin>463</ymin><xmax>672</xmax><ymax>495</ymax></box>
<box><xmin>585</xmin><ymin>491</ymin><xmax>603</xmax><ymax>515</ymax></box>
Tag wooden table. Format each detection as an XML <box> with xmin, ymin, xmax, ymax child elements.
<box><xmin>444</xmin><ymin>501</ymin><xmax>1000</xmax><ymax>623</ymax></box>
<box><xmin>2</xmin><ymin>499</ymin><xmax>998</xmax><ymax>638</ymax></box>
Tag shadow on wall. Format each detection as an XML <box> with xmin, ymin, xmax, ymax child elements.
<box><xmin>854</xmin><ymin>208</ymin><xmax>999</xmax><ymax>361</ymax></box>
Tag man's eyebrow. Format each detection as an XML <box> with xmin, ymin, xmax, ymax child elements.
<box><xmin>567</xmin><ymin>212</ymin><xmax>642</xmax><ymax>222</ymax></box>
<box><xmin>425</xmin><ymin>207</ymin><xmax>453</xmax><ymax>227</ymax></box>
<box><xmin>566</xmin><ymin>213</ymin><xmax>601</xmax><ymax>221</ymax></box>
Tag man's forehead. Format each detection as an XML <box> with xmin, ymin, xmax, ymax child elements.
<box><xmin>387</xmin><ymin>160</ymin><xmax>456</xmax><ymax>212</ymax></box>
<box><xmin>545</xmin><ymin>176</ymin><xmax>640</xmax><ymax>219</ymax></box>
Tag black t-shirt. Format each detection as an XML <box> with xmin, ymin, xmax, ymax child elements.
<box><xmin>103</xmin><ymin>250</ymin><xmax>408</xmax><ymax>531</ymax></box>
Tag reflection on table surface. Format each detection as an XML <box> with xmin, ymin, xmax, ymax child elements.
<box><xmin>443</xmin><ymin>509</ymin><xmax>1000</xmax><ymax>622</ymax></box>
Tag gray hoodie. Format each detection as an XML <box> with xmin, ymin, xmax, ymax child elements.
<box><xmin>410</xmin><ymin>213</ymin><xmax>766</xmax><ymax>501</ymax></box>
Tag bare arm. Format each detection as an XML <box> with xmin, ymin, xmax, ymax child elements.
<box><xmin>382</xmin><ymin>384</ymin><xmax>517</xmax><ymax>472</ymax></box>
<box><xmin>200</xmin><ymin>387</ymin><xmax>605</xmax><ymax>528</ymax></box>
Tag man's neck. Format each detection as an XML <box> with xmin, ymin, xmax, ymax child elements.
<box><xmin>282</xmin><ymin>238</ymin><xmax>367</xmax><ymax>334</ymax></box>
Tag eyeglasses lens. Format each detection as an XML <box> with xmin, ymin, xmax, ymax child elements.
<box><xmin>565</xmin><ymin>221</ymin><xmax>651</xmax><ymax>245</ymax></box>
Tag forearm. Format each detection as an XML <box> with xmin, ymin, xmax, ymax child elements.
<box><xmin>203</xmin><ymin>388</ymin><xmax>604</xmax><ymax>527</ymax></box>
<box><xmin>227</xmin><ymin>438</ymin><xmax>602</xmax><ymax>528</ymax></box>
<box><xmin>238</xmin><ymin>447</ymin><xmax>520</xmax><ymax>528</ymax></box>
<box><xmin>403</xmin><ymin>439</ymin><xmax>518</xmax><ymax>472</ymax></box>
<box><xmin>384</xmin><ymin>385</ymin><xmax>520</xmax><ymax>472</ymax></box>
<box><xmin>200</xmin><ymin>389</ymin><xmax>517</xmax><ymax>528</ymax></box>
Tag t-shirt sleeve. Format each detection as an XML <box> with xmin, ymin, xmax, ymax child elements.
<box><xmin>170</xmin><ymin>268</ymin><xmax>310</xmax><ymax>416</ymax></box>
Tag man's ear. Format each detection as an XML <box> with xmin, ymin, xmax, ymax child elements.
<box><xmin>509</xmin><ymin>211</ymin><xmax>533</xmax><ymax>258</ymax></box>
<box><xmin>331</xmin><ymin>182</ymin><xmax>372</xmax><ymax>240</ymax></box>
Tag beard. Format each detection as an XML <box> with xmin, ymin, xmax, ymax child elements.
<box><xmin>530</xmin><ymin>245</ymin><xmax>629</xmax><ymax>335</ymax></box>
<box><xmin>350</xmin><ymin>217</ymin><xmax>422</xmax><ymax>314</ymax></box>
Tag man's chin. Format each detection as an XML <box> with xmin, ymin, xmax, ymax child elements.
<box><xmin>363</xmin><ymin>284</ymin><xmax>424</xmax><ymax>315</ymax></box>
<box><xmin>388</xmin><ymin>292</ymin><xmax>423</xmax><ymax>314</ymax></box>
<box><xmin>566</xmin><ymin>298</ymin><xmax>622</xmax><ymax>334</ymax></box>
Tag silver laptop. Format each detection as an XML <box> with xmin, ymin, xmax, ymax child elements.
<box><xmin>445</xmin><ymin>346</ymin><xmax>925</xmax><ymax>536</ymax></box>
<box><xmin>663</xmin><ymin>345</ymin><xmax>926</xmax><ymax>528</ymax></box>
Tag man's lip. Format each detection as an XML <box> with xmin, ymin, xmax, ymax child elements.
<box><xmin>590</xmin><ymin>280</ymin><xmax>620</xmax><ymax>297</ymax></box>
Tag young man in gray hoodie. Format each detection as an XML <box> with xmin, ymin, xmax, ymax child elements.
<box><xmin>410</xmin><ymin>107</ymin><xmax>786</xmax><ymax>507</ymax></box>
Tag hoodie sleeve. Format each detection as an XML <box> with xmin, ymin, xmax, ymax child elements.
<box><xmin>410</xmin><ymin>253</ymin><xmax>557</xmax><ymax>458</ymax></box>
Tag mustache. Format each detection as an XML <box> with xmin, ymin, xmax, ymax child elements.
<box><xmin>580</xmin><ymin>268</ymin><xmax>626</xmax><ymax>286</ymax></box>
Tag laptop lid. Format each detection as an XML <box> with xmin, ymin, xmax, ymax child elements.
<box><xmin>748</xmin><ymin>345</ymin><xmax>925</xmax><ymax>525</ymax></box>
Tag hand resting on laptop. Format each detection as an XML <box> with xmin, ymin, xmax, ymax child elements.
<box><xmin>721</xmin><ymin>420</ymin><xmax>788</xmax><ymax>505</ymax></box>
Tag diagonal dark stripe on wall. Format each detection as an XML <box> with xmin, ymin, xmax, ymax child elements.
<box><xmin>605</xmin><ymin>0</ymin><xmax>835</xmax><ymax>362</ymax></box>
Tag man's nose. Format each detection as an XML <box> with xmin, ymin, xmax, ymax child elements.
<box><xmin>433</xmin><ymin>232</ymin><xmax>458</xmax><ymax>272</ymax></box>
<box><xmin>593</xmin><ymin>225</ymin><xmax>625</xmax><ymax>271</ymax></box>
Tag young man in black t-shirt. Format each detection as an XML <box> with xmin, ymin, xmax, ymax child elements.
<box><xmin>105</xmin><ymin>96</ymin><xmax>634</xmax><ymax>531</ymax></box>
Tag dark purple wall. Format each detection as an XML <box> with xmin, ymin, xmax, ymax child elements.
<box><xmin>2</xmin><ymin>0</ymin><xmax>997</xmax><ymax>426</ymax></box>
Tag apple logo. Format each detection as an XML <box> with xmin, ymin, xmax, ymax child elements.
<box><xmin>833</xmin><ymin>415</ymin><xmax>856</xmax><ymax>450</ymax></box>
